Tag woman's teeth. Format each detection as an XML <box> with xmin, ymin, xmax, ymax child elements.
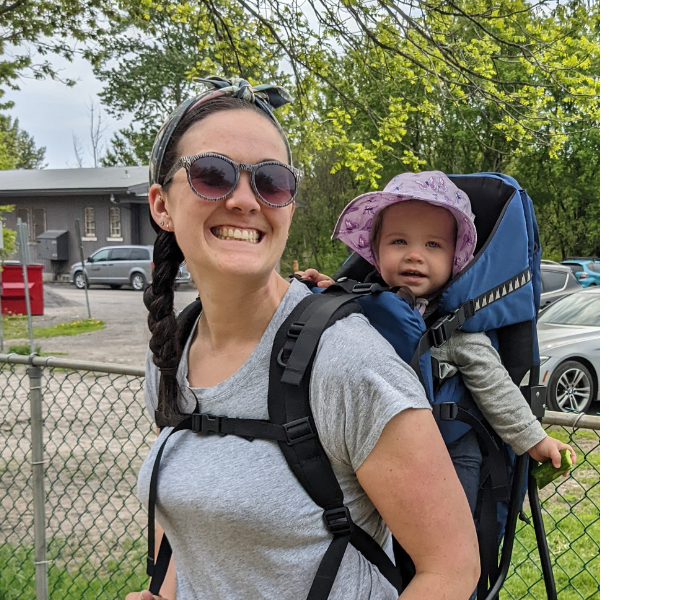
<box><xmin>212</xmin><ymin>227</ymin><xmax>261</xmax><ymax>243</ymax></box>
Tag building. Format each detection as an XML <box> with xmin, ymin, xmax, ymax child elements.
<box><xmin>0</xmin><ymin>166</ymin><xmax>155</xmax><ymax>280</ymax></box>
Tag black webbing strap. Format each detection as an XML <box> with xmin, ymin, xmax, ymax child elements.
<box><xmin>434</xmin><ymin>400</ymin><xmax>510</xmax><ymax>504</ymax></box>
<box><xmin>189</xmin><ymin>413</ymin><xmax>291</xmax><ymax>441</ymax></box>
<box><xmin>476</xmin><ymin>481</ymin><xmax>500</xmax><ymax>600</ymax></box>
<box><xmin>279</xmin><ymin>292</ymin><xmax>378</xmax><ymax>386</ymax></box>
<box><xmin>269</xmin><ymin>293</ymin><xmax>403</xmax><ymax>599</ymax></box>
<box><xmin>147</xmin><ymin>416</ymin><xmax>192</xmax><ymax>594</ymax></box>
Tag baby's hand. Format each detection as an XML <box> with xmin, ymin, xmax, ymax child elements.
<box><xmin>296</xmin><ymin>268</ymin><xmax>335</xmax><ymax>288</ymax></box>
<box><xmin>527</xmin><ymin>436</ymin><xmax>577</xmax><ymax>469</ymax></box>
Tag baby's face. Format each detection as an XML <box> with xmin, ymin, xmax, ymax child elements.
<box><xmin>375</xmin><ymin>201</ymin><xmax>456</xmax><ymax>298</ymax></box>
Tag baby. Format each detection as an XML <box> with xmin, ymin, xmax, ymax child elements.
<box><xmin>300</xmin><ymin>171</ymin><xmax>575</xmax><ymax>511</ymax></box>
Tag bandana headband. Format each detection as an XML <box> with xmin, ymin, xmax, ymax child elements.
<box><xmin>149</xmin><ymin>76</ymin><xmax>293</xmax><ymax>187</ymax></box>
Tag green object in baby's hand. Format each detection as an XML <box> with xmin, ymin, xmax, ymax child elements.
<box><xmin>532</xmin><ymin>449</ymin><xmax>574</xmax><ymax>489</ymax></box>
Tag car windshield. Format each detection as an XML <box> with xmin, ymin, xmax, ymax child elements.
<box><xmin>539</xmin><ymin>292</ymin><xmax>600</xmax><ymax>327</ymax></box>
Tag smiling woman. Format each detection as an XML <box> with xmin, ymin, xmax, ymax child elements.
<box><xmin>126</xmin><ymin>77</ymin><xmax>478</xmax><ymax>600</ymax></box>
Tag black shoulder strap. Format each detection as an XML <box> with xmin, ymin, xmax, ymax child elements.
<box><xmin>268</xmin><ymin>293</ymin><xmax>403</xmax><ymax>599</ymax></box>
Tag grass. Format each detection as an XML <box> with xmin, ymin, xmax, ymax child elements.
<box><xmin>0</xmin><ymin>538</ymin><xmax>148</xmax><ymax>600</ymax></box>
<box><xmin>1</xmin><ymin>315</ymin><xmax>104</xmax><ymax>341</ymax></box>
<box><xmin>503</xmin><ymin>427</ymin><xmax>600</xmax><ymax>599</ymax></box>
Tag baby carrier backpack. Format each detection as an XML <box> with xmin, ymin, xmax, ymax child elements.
<box><xmin>329</xmin><ymin>172</ymin><xmax>556</xmax><ymax>600</ymax></box>
<box><xmin>145</xmin><ymin>172</ymin><xmax>557</xmax><ymax>600</ymax></box>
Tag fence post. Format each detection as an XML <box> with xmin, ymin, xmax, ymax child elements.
<box><xmin>28</xmin><ymin>363</ymin><xmax>49</xmax><ymax>600</ymax></box>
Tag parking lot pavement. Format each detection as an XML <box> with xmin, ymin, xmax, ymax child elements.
<box><xmin>8</xmin><ymin>283</ymin><xmax>200</xmax><ymax>367</ymax></box>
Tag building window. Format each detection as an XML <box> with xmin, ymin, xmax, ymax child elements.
<box><xmin>109</xmin><ymin>206</ymin><xmax>122</xmax><ymax>239</ymax></box>
<box><xmin>84</xmin><ymin>207</ymin><xmax>96</xmax><ymax>238</ymax></box>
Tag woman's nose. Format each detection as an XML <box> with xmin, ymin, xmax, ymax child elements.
<box><xmin>223</xmin><ymin>171</ymin><xmax>259</xmax><ymax>212</ymax></box>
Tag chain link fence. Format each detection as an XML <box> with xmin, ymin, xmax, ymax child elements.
<box><xmin>1</xmin><ymin>353</ymin><xmax>599</xmax><ymax>600</ymax></box>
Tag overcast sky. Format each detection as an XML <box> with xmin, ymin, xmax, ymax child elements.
<box><xmin>3</xmin><ymin>52</ymin><xmax>131</xmax><ymax>170</ymax></box>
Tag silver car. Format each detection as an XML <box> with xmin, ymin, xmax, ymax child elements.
<box><xmin>536</xmin><ymin>287</ymin><xmax>600</xmax><ymax>413</ymax></box>
<box><xmin>69</xmin><ymin>245</ymin><xmax>191</xmax><ymax>291</ymax></box>
<box><xmin>540</xmin><ymin>262</ymin><xmax>582</xmax><ymax>310</ymax></box>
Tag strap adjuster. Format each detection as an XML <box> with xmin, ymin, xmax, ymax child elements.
<box><xmin>435</xmin><ymin>402</ymin><xmax>458</xmax><ymax>421</ymax></box>
<box><xmin>323</xmin><ymin>506</ymin><xmax>353</xmax><ymax>535</ymax></box>
<box><xmin>351</xmin><ymin>282</ymin><xmax>382</xmax><ymax>294</ymax></box>
<box><xmin>287</xmin><ymin>322</ymin><xmax>304</xmax><ymax>338</ymax></box>
<box><xmin>191</xmin><ymin>413</ymin><xmax>222</xmax><ymax>435</ymax></box>
<box><xmin>429</xmin><ymin>320</ymin><xmax>447</xmax><ymax>347</ymax></box>
<box><xmin>283</xmin><ymin>417</ymin><xmax>315</xmax><ymax>445</ymax></box>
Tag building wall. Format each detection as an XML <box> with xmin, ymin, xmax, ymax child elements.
<box><xmin>2</xmin><ymin>194</ymin><xmax>151</xmax><ymax>279</ymax></box>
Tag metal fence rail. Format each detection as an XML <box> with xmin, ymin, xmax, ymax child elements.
<box><xmin>0</xmin><ymin>353</ymin><xmax>600</xmax><ymax>600</ymax></box>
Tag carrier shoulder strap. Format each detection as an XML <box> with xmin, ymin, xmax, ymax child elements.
<box><xmin>269</xmin><ymin>292</ymin><xmax>403</xmax><ymax>599</ymax></box>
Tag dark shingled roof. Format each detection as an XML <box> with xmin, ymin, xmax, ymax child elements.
<box><xmin>0</xmin><ymin>166</ymin><xmax>149</xmax><ymax>196</ymax></box>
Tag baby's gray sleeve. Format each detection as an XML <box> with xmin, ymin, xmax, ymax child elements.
<box><xmin>436</xmin><ymin>331</ymin><xmax>546</xmax><ymax>455</ymax></box>
<box><xmin>310</xmin><ymin>314</ymin><xmax>432</xmax><ymax>471</ymax></box>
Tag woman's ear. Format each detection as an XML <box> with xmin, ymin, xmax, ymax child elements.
<box><xmin>149</xmin><ymin>184</ymin><xmax>170</xmax><ymax>231</ymax></box>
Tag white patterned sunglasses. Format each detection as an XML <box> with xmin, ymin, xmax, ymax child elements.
<box><xmin>163</xmin><ymin>152</ymin><xmax>303</xmax><ymax>207</ymax></box>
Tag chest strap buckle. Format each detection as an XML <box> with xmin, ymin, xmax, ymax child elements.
<box><xmin>191</xmin><ymin>413</ymin><xmax>222</xmax><ymax>435</ymax></box>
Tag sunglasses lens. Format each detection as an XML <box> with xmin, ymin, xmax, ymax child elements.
<box><xmin>189</xmin><ymin>156</ymin><xmax>237</xmax><ymax>199</ymax></box>
<box><xmin>254</xmin><ymin>164</ymin><xmax>297</xmax><ymax>206</ymax></box>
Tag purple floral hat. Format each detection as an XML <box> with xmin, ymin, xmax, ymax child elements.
<box><xmin>332</xmin><ymin>171</ymin><xmax>477</xmax><ymax>274</ymax></box>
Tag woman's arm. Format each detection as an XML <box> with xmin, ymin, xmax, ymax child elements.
<box><xmin>356</xmin><ymin>407</ymin><xmax>480</xmax><ymax>599</ymax></box>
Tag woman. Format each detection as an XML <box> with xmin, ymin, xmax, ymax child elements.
<box><xmin>127</xmin><ymin>77</ymin><xmax>478</xmax><ymax>600</ymax></box>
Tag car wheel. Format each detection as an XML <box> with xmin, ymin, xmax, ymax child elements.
<box><xmin>131</xmin><ymin>272</ymin><xmax>146</xmax><ymax>291</ymax></box>
<box><xmin>109</xmin><ymin>284</ymin><xmax>122</xmax><ymax>290</ymax></box>
<box><xmin>546</xmin><ymin>360</ymin><xmax>595</xmax><ymax>413</ymax></box>
<box><xmin>74</xmin><ymin>271</ymin><xmax>88</xmax><ymax>289</ymax></box>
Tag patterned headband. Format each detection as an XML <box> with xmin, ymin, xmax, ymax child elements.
<box><xmin>149</xmin><ymin>76</ymin><xmax>294</xmax><ymax>187</ymax></box>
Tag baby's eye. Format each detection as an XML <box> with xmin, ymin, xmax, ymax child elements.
<box><xmin>427</xmin><ymin>241</ymin><xmax>441</xmax><ymax>248</ymax></box>
<box><xmin>390</xmin><ymin>238</ymin><xmax>407</xmax><ymax>245</ymax></box>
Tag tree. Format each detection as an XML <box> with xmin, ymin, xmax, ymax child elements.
<box><xmin>0</xmin><ymin>204</ymin><xmax>17</xmax><ymax>261</ymax></box>
<box><xmin>0</xmin><ymin>0</ymin><xmax>116</xmax><ymax>104</ymax></box>
<box><xmin>0</xmin><ymin>113</ymin><xmax>46</xmax><ymax>169</ymax></box>
<box><xmin>89</xmin><ymin>0</ymin><xmax>287</xmax><ymax>165</ymax></box>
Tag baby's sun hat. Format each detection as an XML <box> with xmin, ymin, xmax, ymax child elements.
<box><xmin>332</xmin><ymin>170</ymin><xmax>477</xmax><ymax>275</ymax></box>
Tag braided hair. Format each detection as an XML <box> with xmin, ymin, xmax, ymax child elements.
<box><xmin>143</xmin><ymin>96</ymin><xmax>287</xmax><ymax>427</ymax></box>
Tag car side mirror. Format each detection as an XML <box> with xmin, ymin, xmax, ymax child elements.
<box><xmin>87</xmin><ymin>256</ymin><xmax>93</xmax><ymax>262</ymax></box>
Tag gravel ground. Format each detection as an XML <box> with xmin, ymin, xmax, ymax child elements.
<box><xmin>6</xmin><ymin>282</ymin><xmax>199</xmax><ymax>366</ymax></box>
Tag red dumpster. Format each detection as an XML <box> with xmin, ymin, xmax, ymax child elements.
<box><xmin>1</xmin><ymin>262</ymin><xmax>44</xmax><ymax>315</ymax></box>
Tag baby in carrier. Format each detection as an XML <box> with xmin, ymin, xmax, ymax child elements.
<box><xmin>299</xmin><ymin>170</ymin><xmax>576</xmax><ymax>512</ymax></box>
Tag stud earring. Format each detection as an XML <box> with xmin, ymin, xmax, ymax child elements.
<box><xmin>159</xmin><ymin>220</ymin><xmax>164</xmax><ymax>226</ymax></box>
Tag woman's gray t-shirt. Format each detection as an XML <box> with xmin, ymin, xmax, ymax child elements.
<box><xmin>137</xmin><ymin>280</ymin><xmax>431</xmax><ymax>599</ymax></box>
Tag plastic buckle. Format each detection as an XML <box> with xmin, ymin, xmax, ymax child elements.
<box><xmin>283</xmin><ymin>417</ymin><xmax>315</xmax><ymax>445</ymax></box>
<box><xmin>429</xmin><ymin>320</ymin><xmax>447</xmax><ymax>347</ymax></box>
<box><xmin>287</xmin><ymin>322</ymin><xmax>304</xmax><ymax>339</ymax></box>
<box><xmin>192</xmin><ymin>413</ymin><xmax>221</xmax><ymax>435</ymax></box>
<box><xmin>323</xmin><ymin>506</ymin><xmax>353</xmax><ymax>535</ymax></box>
<box><xmin>351</xmin><ymin>282</ymin><xmax>381</xmax><ymax>294</ymax></box>
<box><xmin>437</xmin><ymin>402</ymin><xmax>458</xmax><ymax>421</ymax></box>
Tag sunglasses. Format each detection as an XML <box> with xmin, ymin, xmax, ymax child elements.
<box><xmin>162</xmin><ymin>152</ymin><xmax>303</xmax><ymax>207</ymax></box>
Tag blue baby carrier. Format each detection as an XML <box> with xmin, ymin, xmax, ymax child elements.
<box><xmin>329</xmin><ymin>172</ymin><xmax>556</xmax><ymax>600</ymax></box>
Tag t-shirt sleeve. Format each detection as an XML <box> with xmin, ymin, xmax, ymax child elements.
<box><xmin>310</xmin><ymin>313</ymin><xmax>432</xmax><ymax>472</ymax></box>
<box><xmin>144</xmin><ymin>347</ymin><xmax>159</xmax><ymax>421</ymax></box>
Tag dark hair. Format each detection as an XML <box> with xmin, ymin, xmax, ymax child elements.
<box><xmin>143</xmin><ymin>96</ymin><xmax>287</xmax><ymax>426</ymax></box>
